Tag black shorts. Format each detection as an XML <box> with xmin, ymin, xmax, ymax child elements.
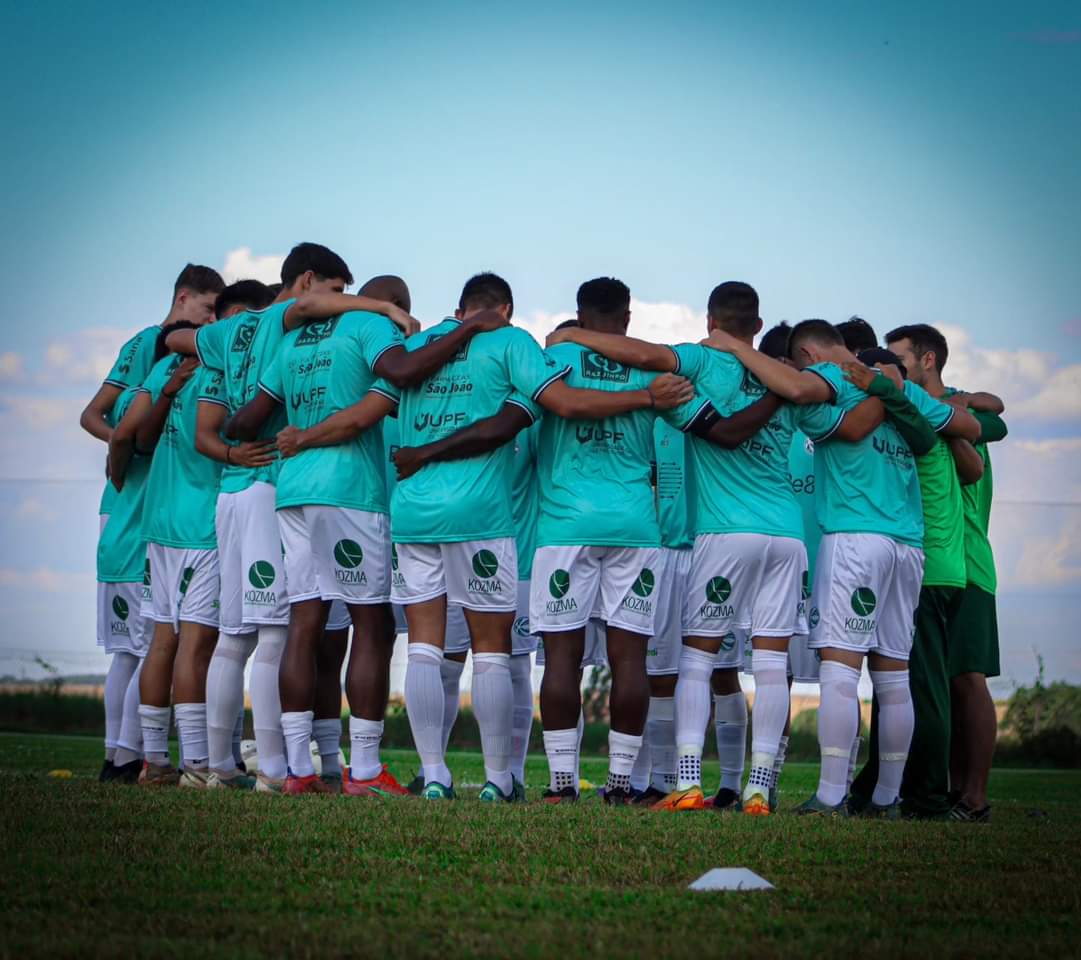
<box><xmin>949</xmin><ymin>584</ymin><xmax>1000</xmax><ymax>679</ymax></box>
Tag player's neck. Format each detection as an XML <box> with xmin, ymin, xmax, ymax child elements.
<box><xmin>921</xmin><ymin>374</ymin><xmax>945</xmax><ymax>397</ymax></box>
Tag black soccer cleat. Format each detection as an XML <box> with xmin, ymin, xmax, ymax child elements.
<box><xmin>602</xmin><ymin>787</ymin><xmax>636</xmax><ymax>806</ymax></box>
<box><xmin>541</xmin><ymin>786</ymin><xmax>579</xmax><ymax>804</ymax></box>
<box><xmin>98</xmin><ymin>759</ymin><xmax>115</xmax><ymax>783</ymax></box>
<box><xmin>710</xmin><ymin>787</ymin><xmax>742</xmax><ymax>812</ymax></box>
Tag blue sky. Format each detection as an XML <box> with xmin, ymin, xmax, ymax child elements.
<box><xmin>0</xmin><ymin>2</ymin><xmax>1078</xmax><ymax>687</ymax></box>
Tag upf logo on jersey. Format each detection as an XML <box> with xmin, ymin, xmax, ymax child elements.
<box><xmin>468</xmin><ymin>549</ymin><xmax>504</xmax><ymax>596</ymax></box>
<box><xmin>699</xmin><ymin>575</ymin><xmax>734</xmax><ymax>621</ymax></box>
<box><xmin>623</xmin><ymin>567</ymin><xmax>655</xmax><ymax>616</ymax></box>
<box><xmin>580</xmin><ymin>351</ymin><xmax>630</xmax><ymax>383</ymax></box>
<box><xmin>546</xmin><ymin>568</ymin><xmax>577</xmax><ymax>615</ymax></box>
<box><xmin>230</xmin><ymin>323</ymin><xmax>256</xmax><ymax>352</ymax></box>
<box><xmin>295</xmin><ymin>317</ymin><xmax>339</xmax><ymax>346</ymax></box>
<box><xmin>845</xmin><ymin>587</ymin><xmax>877</xmax><ymax>634</ymax></box>
<box><xmin>333</xmin><ymin>539</ymin><xmax>367</xmax><ymax>585</ymax></box>
<box><xmin>246</xmin><ymin>560</ymin><xmax>277</xmax><ymax>607</ymax></box>
<box><xmin>110</xmin><ymin>594</ymin><xmax>131</xmax><ymax>637</ymax></box>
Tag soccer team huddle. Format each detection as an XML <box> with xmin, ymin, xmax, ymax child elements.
<box><xmin>84</xmin><ymin>241</ymin><xmax>1007</xmax><ymax>820</ymax></box>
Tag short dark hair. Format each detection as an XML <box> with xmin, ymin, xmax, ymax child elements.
<box><xmin>788</xmin><ymin>319</ymin><xmax>843</xmax><ymax>360</ymax></box>
<box><xmin>836</xmin><ymin>317</ymin><xmax>878</xmax><ymax>353</ymax></box>
<box><xmin>577</xmin><ymin>277</ymin><xmax>630</xmax><ymax>314</ymax></box>
<box><xmin>265</xmin><ymin>282</ymin><xmax>283</xmax><ymax>298</ymax></box>
<box><xmin>281</xmin><ymin>242</ymin><xmax>353</xmax><ymax>287</ymax></box>
<box><xmin>858</xmin><ymin>347</ymin><xmax>908</xmax><ymax>380</ymax></box>
<box><xmin>214</xmin><ymin>280</ymin><xmax>273</xmax><ymax>319</ymax></box>
<box><xmin>554</xmin><ymin>318</ymin><xmax>580</xmax><ymax>332</ymax></box>
<box><xmin>154</xmin><ymin>320</ymin><xmax>198</xmax><ymax>363</ymax></box>
<box><xmin>459</xmin><ymin>272</ymin><xmax>513</xmax><ymax>317</ymax></box>
<box><xmin>173</xmin><ymin>264</ymin><xmax>225</xmax><ymax>300</ymax></box>
<box><xmin>885</xmin><ymin>323</ymin><xmax>949</xmax><ymax>372</ymax></box>
<box><xmin>707</xmin><ymin>281</ymin><xmax>759</xmax><ymax>335</ymax></box>
<box><xmin>758</xmin><ymin>322</ymin><xmax>792</xmax><ymax>360</ymax></box>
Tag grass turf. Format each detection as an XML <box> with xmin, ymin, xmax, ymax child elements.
<box><xmin>1</xmin><ymin>732</ymin><xmax>1078</xmax><ymax>958</ymax></box>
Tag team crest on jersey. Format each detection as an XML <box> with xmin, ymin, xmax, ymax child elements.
<box><xmin>580</xmin><ymin>351</ymin><xmax>629</xmax><ymax>383</ymax></box>
<box><xmin>296</xmin><ymin>317</ymin><xmax>339</xmax><ymax>346</ymax></box>
<box><xmin>425</xmin><ymin>331</ymin><xmax>470</xmax><ymax>362</ymax></box>
<box><xmin>230</xmin><ymin>323</ymin><xmax>256</xmax><ymax>352</ymax></box>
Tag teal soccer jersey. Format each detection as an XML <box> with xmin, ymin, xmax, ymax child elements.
<box><xmin>665</xmin><ymin>343</ymin><xmax>841</xmax><ymax>540</ymax></box>
<box><xmin>97</xmin><ymin>386</ymin><xmax>151</xmax><ymax>583</ymax></box>
<box><xmin>385</xmin><ymin>320</ymin><xmax>568</xmax><ymax>544</ymax></box>
<box><xmin>259</xmin><ymin>311</ymin><xmax>403</xmax><ymax>514</ymax></box>
<box><xmin>511</xmin><ymin>418</ymin><xmax>543</xmax><ymax>580</ymax></box>
<box><xmin>139</xmin><ymin>356</ymin><xmax>223</xmax><ymax>549</ymax></box>
<box><xmin>807</xmin><ymin>362</ymin><xmax>929</xmax><ymax>547</ymax></box>
<box><xmin>789</xmin><ymin>431</ymin><xmax>820</xmax><ymax>589</ymax></box>
<box><xmin>99</xmin><ymin>323</ymin><xmax>160</xmax><ymax>516</ymax></box>
<box><xmin>653</xmin><ymin>418</ymin><xmax>694</xmax><ymax>550</ymax></box>
<box><xmin>196</xmin><ymin>300</ymin><xmax>293</xmax><ymax>493</ymax></box>
<box><xmin>535</xmin><ymin>342</ymin><xmax>660</xmax><ymax>549</ymax></box>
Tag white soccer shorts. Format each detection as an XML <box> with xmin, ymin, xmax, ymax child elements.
<box><xmin>392</xmin><ymin>538</ymin><xmax>518</xmax><ymax>613</ymax></box>
<box><xmin>808</xmin><ymin>532</ymin><xmax>925</xmax><ymax>661</ymax></box>
<box><xmin>530</xmin><ymin>544</ymin><xmax>662</xmax><ymax>635</ymax></box>
<box><xmin>142</xmin><ymin>543</ymin><xmax>220</xmax><ymax>629</ymax></box>
<box><xmin>278</xmin><ymin>505</ymin><xmax>391</xmax><ymax>606</ymax></box>
<box><xmin>326</xmin><ymin>600</ymin><xmax>352</xmax><ymax>632</ymax></box>
<box><xmin>684</xmin><ymin>533</ymin><xmax>806</xmax><ymax>639</ymax></box>
<box><xmin>512</xmin><ymin>579</ymin><xmax>540</xmax><ymax>656</ymax></box>
<box><xmin>97</xmin><ymin>581</ymin><xmax>152</xmax><ymax>656</ymax></box>
<box><xmin>648</xmin><ymin>547</ymin><xmax>692</xmax><ymax>676</ymax></box>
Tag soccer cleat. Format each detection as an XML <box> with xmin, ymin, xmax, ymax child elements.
<box><xmin>651</xmin><ymin>786</ymin><xmax>706</xmax><ymax>812</ymax></box>
<box><xmin>98</xmin><ymin>759</ymin><xmax>115</xmax><ymax>783</ymax></box>
<box><xmin>512</xmin><ymin>778</ymin><xmax>528</xmax><ymax>803</ymax></box>
<box><xmin>603</xmin><ymin>787</ymin><xmax>636</xmax><ymax>806</ymax></box>
<box><xmin>795</xmin><ymin>794</ymin><xmax>849</xmax><ymax>817</ymax></box>
<box><xmin>405</xmin><ymin>774</ymin><xmax>425</xmax><ymax>796</ymax></box>
<box><xmin>858</xmin><ymin>800</ymin><xmax>902</xmax><ymax>821</ymax></box>
<box><xmin>283</xmin><ymin>773</ymin><xmax>335</xmax><ymax>795</ymax></box>
<box><xmin>179</xmin><ymin>766</ymin><xmax>211</xmax><ymax>789</ymax></box>
<box><xmin>541</xmin><ymin>786</ymin><xmax>579</xmax><ymax>804</ymax></box>
<box><xmin>138</xmin><ymin>761</ymin><xmax>180</xmax><ymax>787</ymax></box>
<box><xmin>344</xmin><ymin>765</ymin><xmax>410</xmax><ymax>798</ymax></box>
<box><xmin>102</xmin><ymin>759</ymin><xmax>142</xmax><ymax>784</ymax></box>
<box><xmin>632</xmin><ymin>785</ymin><xmax>668</xmax><ymax>807</ymax></box>
<box><xmin>254</xmin><ymin>772</ymin><xmax>285</xmax><ymax>794</ymax></box>
<box><xmin>769</xmin><ymin>785</ymin><xmax>779</xmax><ymax>813</ymax></box>
<box><xmin>949</xmin><ymin>800</ymin><xmax>991</xmax><ymax>823</ymax></box>
<box><xmin>478</xmin><ymin>780</ymin><xmax>518</xmax><ymax>803</ymax></box>
<box><xmin>206</xmin><ymin>770</ymin><xmax>256</xmax><ymax>791</ymax></box>
<box><xmin>742</xmin><ymin>788</ymin><xmax>770</xmax><ymax>817</ymax></box>
<box><xmin>320</xmin><ymin>773</ymin><xmax>343</xmax><ymax>794</ymax></box>
<box><xmin>709</xmin><ymin>787</ymin><xmax>742</xmax><ymax>813</ymax></box>
<box><xmin>421</xmin><ymin>781</ymin><xmax>456</xmax><ymax>801</ymax></box>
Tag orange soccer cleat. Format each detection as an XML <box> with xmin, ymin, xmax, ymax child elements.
<box><xmin>651</xmin><ymin>785</ymin><xmax>706</xmax><ymax>811</ymax></box>
<box><xmin>342</xmin><ymin>764</ymin><xmax>411</xmax><ymax>798</ymax></box>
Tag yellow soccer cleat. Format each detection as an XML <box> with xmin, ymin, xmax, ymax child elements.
<box><xmin>651</xmin><ymin>785</ymin><xmax>705</xmax><ymax>811</ymax></box>
<box><xmin>742</xmin><ymin>789</ymin><xmax>770</xmax><ymax>816</ymax></box>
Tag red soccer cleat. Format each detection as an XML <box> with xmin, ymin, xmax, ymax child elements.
<box><xmin>342</xmin><ymin>764</ymin><xmax>410</xmax><ymax>797</ymax></box>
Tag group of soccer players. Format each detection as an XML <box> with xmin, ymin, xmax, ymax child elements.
<box><xmin>81</xmin><ymin>242</ymin><xmax>1007</xmax><ymax>820</ymax></box>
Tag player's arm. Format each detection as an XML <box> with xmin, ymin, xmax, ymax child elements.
<box><xmin>275</xmin><ymin>390</ymin><xmax>398</xmax><ymax>458</ymax></box>
<box><xmin>684</xmin><ymin>394</ymin><xmax>784</xmax><ymax>449</ymax></box>
<box><xmin>284</xmin><ymin>293</ymin><xmax>418</xmax><ymax>336</ymax></box>
<box><xmin>164</xmin><ymin>328</ymin><xmax>197</xmax><ymax>356</ymax></box>
<box><xmin>393</xmin><ymin>402</ymin><xmax>533</xmax><ymax>480</ymax></box>
<box><xmin>134</xmin><ymin>358</ymin><xmax>199</xmax><ymax>453</ymax></box>
<box><xmin>107</xmin><ymin>391</ymin><xmax>152</xmax><ymax>491</ymax></box>
<box><xmin>545</xmin><ymin>328</ymin><xmax>678</xmax><ymax>372</ymax></box>
<box><xmin>831</xmin><ymin>398</ymin><xmax>886</xmax><ymax>442</ymax></box>
<box><xmin>225</xmin><ymin>390</ymin><xmax>282</xmax><ymax>441</ymax></box>
<box><xmin>949</xmin><ymin>392</ymin><xmax>1008</xmax><ymax>443</ymax></box>
<box><xmin>536</xmin><ymin>374</ymin><xmax>693</xmax><ymax>419</ymax></box>
<box><xmin>373</xmin><ymin>310</ymin><xmax>508</xmax><ymax>388</ymax></box>
<box><xmin>701</xmin><ymin>330</ymin><xmax>832</xmax><ymax>403</ymax></box>
<box><xmin>842</xmin><ymin>363</ymin><xmax>937</xmax><ymax>456</ymax></box>
<box><xmin>195</xmin><ymin>400</ymin><xmax>276</xmax><ymax>468</ymax></box>
<box><xmin>79</xmin><ymin>383</ymin><xmax>123</xmax><ymax>443</ymax></box>
<box><xmin>936</xmin><ymin>396</ymin><xmax>982</xmax><ymax>442</ymax></box>
<box><xmin>948</xmin><ymin>437</ymin><xmax>985</xmax><ymax>485</ymax></box>
<box><xmin>957</xmin><ymin>391</ymin><xmax>1005</xmax><ymax>415</ymax></box>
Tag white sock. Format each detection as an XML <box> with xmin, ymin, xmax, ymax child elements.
<box><xmin>174</xmin><ymin>702</ymin><xmax>208</xmax><ymax>768</ymax></box>
<box><xmin>138</xmin><ymin>703</ymin><xmax>171</xmax><ymax>765</ymax></box>
<box><xmin>406</xmin><ymin>643</ymin><xmax>452</xmax><ymax>787</ymax></box>
<box><xmin>233</xmin><ymin>705</ymin><xmax>245</xmax><ymax>767</ymax></box>
<box><xmin>104</xmin><ymin>652</ymin><xmax>139</xmax><ymax>760</ymax></box>
<box><xmin>348</xmin><ymin>716</ymin><xmax>384</xmax><ymax>782</ymax></box>
<box><xmin>674</xmin><ymin>646</ymin><xmax>714</xmax><ymax>789</ymax></box>
<box><xmin>847</xmin><ymin>734</ymin><xmax>862</xmax><ymax>791</ymax></box>
<box><xmin>251</xmin><ymin>625</ymin><xmax>287</xmax><ymax>782</ymax></box>
<box><xmin>575</xmin><ymin>709</ymin><xmax>584</xmax><ymax>784</ymax></box>
<box><xmin>630</xmin><ymin>729</ymin><xmax>652</xmax><ymax>793</ymax></box>
<box><xmin>772</xmin><ymin>734</ymin><xmax>789</xmax><ymax>790</ymax></box>
<box><xmin>543</xmin><ymin>728</ymin><xmax>579</xmax><ymax>793</ymax></box>
<box><xmin>472</xmin><ymin>652</ymin><xmax>514</xmax><ymax>796</ymax></box>
<box><xmin>647</xmin><ymin>696</ymin><xmax>676</xmax><ymax>792</ymax></box>
<box><xmin>115</xmin><ymin>661</ymin><xmax>144</xmax><ymax>765</ymax></box>
<box><xmin>714</xmin><ymin>692</ymin><xmax>747</xmax><ymax>792</ymax></box>
<box><xmin>281</xmin><ymin>710</ymin><xmax>315</xmax><ymax>778</ymax></box>
<box><xmin>870</xmin><ymin>670</ymin><xmax>914</xmax><ymax>806</ymax></box>
<box><xmin>747</xmin><ymin>649</ymin><xmax>790</xmax><ymax>797</ymax></box>
<box><xmin>607</xmin><ymin>730</ymin><xmax>643</xmax><ymax>793</ymax></box>
<box><xmin>509</xmin><ymin>653</ymin><xmax>533</xmax><ymax>784</ymax></box>
<box><xmin>312</xmin><ymin>718</ymin><xmax>342</xmax><ymax>778</ymax></box>
<box><xmin>816</xmin><ymin>661</ymin><xmax>861</xmax><ymax>806</ymax></box>
<box><xmin>439</xmin><ymin>656</ymin><xmax>465</xmax><ymax>753</ymax></box>
<box><xmin>206</xmin><ymin>632</ymin><xmax>256</xmax><ymax>772</ymax></box>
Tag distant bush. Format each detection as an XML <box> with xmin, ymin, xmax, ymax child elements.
<box><xmin>996</xmin><ymin>659</ymin><xmax>1081</xmax><ymax>768</ymax></box>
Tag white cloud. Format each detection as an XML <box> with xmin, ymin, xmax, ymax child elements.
<box><xmin>13</xmin><ymin>498</ymin><xmax>56</xmax><ymax>522</ymax></box>
<box><xmin>222</xmin><ymin>247</ymin><xmax>284</xmax><ymax>285</ymax></box>
<box><xmin>0</xmin><ymin>566</ymin><xmax>94</xmax><ymax>593</ymax></box>
<box><xmin>0</xmin><ymin>352</ymin><xmax>24</xmax><ymax>381</ymax></box>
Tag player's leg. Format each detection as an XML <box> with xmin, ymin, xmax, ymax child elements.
<box><xmin>710</xmin><ymin>663</ymin><xmax>747</xmax><ymax>810</ymax></box>
<box><xmin>313</xmin><ymin>622</ymin><xmax>348</xmax><ymax>789</ymax></box>
<box><xmin>279</xmin><ymin>597</ymin><xmax>331</xmax><ymax>790</ymax></box>
<box><xmin>138</xmin><ymin>545</ymin><xmax>181</xmax><ymax>785</ymax></box>
<box><xmin>205</xmin><ymin>630</ymin><xmax>256</xmax><ymax>783</ymax></box>
<box><xmin>111</xmin><ymin>658</ymin><xmax>144</xmax><ymax>780</ymax></box>
<box><xmin>250</xmin><ymin>623</ymin><xmax>288</xmax><ymax>789</ymax></box>
<box><xmin>441</xmin><ymin>605</ymin><xmax>472</xmax><ymax>753</ymax></box>
<box><xmin>509</xmin><ymin>580</ymin><xmax>538</xmax><ymax>794</ymax></box>
<box><xmin>103</xmin><ymin>651</ymin><xmax>139</xmax><ymax>774</ymax></box>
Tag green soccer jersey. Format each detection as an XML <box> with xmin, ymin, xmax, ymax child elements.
<box><xmin>259</xmin><ymin>311</ymin><xmax>403</xmax><ymax>514</ymax></box>
<box><xmin>534</xmin><ymin>342</ymin><xmax>660</xmax><ymax>549</ymax></box>
<box><xmin>653</xmin><ymin>418</ymin><xmax>695</xmax><ymax>550</ymax></box>
<box><xmin>99</xmin><ymin>323</ymin><xmax>160</xmax><ymax>516</ymax></box>
<box><xmin>511</xmin><ymin>418</ymin><xmax>543</xmax><ymax>580</ymax></box>
<box><xmin>807</xmin><ymin>363</ymin><xmax>935</xmax><ymax>548</ymax></box>
<box><xmin>195</xmin><ymin>300</ymin><xmax>294</xmax><ymax>493</ymax></box>
<box><xmin>384</xmin><ymin>320</ymin><xmax>568</xmax><ymax>544</ymax></box>
<box><xmin>665</xmin><ymin>344</ymin><xmax>842</xmax><ymax>540</ymax></box>
<box><xmin>97</xmin><ymin>387</ymin><xmax>151</xmax><ymax>583</ymax></box>
<box><xmin>139</xmin><ymin>356</ymin><xmax>223</xmax><ymax>549</ymax></box>
<box><xmin>789</xmin><ymin>431</ymin><xmax>820</xmax><ymax>590</ymax></box>
<box><xmin>959</xmin><ymin>442</ymin><xmax>996</xmax><ymax>593</ymax></box>
<box><xmin>903</xmin><ymin>381</ymin><xmax>966</xmax><ymax>587</ymax></box>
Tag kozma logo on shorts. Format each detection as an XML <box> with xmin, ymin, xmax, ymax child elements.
<box><xmin>546</xmin><ymin>568</ymin><xmax>577</xmax><ymax>615</ymax></box>
<box><xmin>246</xmin><ymin>561</ymin><xmax>277</xmax><ymax>606</ymax></box>
<box><xmin>110</xmin><ymin>595</ymin><xmax>131</xmax><ymax>637</ymax></box>
<box><xmin>333</xmin><ymin>540</ymin><xmax>367</xmax><ymax>585</ymax></box>
<box><xmin>845</xmin><ymin>587</ymin><xmax>877</xmax><ymax>634</ymax></box>
<box><xmin>468</xmin><ymin>549</ymin><xmax>503</xmax><ymax>595</ymax></box>
<box><xmin>699</xmin><ymin>575</ymin><xmax>734</xmax><ymax>620</ymax></box>
<box><xmin>622</xmin><ymin>567</ymin><xmax>655</xmax><ymax>616</ymax></box>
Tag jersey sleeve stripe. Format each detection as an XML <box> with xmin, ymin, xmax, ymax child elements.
<box><xmin>668</xmin><ymin>345</ymin><xmax>681</xmax><ymax>374</ymax></box>
<box><xmin>807</xmin><ymin>368</ymin><xmax>837</xmax><ymax>402</ymax></box>
<box><xmin>258</xmin><ymin>382</ymin><xmax>284</xmax><ymax>402</ymax></box>
<box><xmin>370</xmin><ymin>342</ymin><xmax>401</xmax><ymax>371</ymax></box>
<box><xmin>680</xmin><ymin>398</ymin><xmax>713</xmax><ymax>433</ymax></box>
<box><xmin>935</xmin><ymin>405</ymin><xmax>955</xmax><ymax>432</ymax></box>
<box><xmin>103</xmin><ymin>378</ymin><xmax>129</xmax><ymax>388</ymax></box>
<box><xmin>506</xmin><ymin>396</ymin><xmax>538</xmax><ymax>424</ymax></box>
<box><xmin>532</xmin><ymin>365</ymin><xmax>572</xmax><ymax>401</ymax></box>
<box><xmin>197</xmin><ymin>396</ymin><xmax>230</xmax><ymax>408</ymax></box>
<box><xmin>808</xmin><ymin>409</ymin><xmax>845</xmax><ymax>443</ymax></box>
<box><xmin>368</xmin><ymin>385</ymin><xmax>400</xmax><ymax>405</ymax></box>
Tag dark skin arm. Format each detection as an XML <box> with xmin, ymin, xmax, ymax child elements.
<box><xmin>275</xmin><ymin>391</ymin><xmax>398</xmax><ymax>457</ymax></box>
<box><xmin>134</xmin><ymin>358</ymin><xmax>199</xmax><ymax>453</ymax></box>
<box><xmin>373</xmin><ymin>310</ymin><xmax>508</xmax><ymax>388</ymax></box>
<box><xmin>79</xmin><ymin>382</ymin><xmax>123</xmax><ymax>442</ymax></box>
<box><xmin>108</xmin><ymin>391</ymin><xmax>151</xmax><ymax>491</ymax></box>
<box><xmin>536</xmin><ymin>374</ymin><xmax>692</xmax><ymax>419</ymax></box>
<box><xmin>195</xmin><ymin>400</ymin><xmax>277</xmax><ymax>467</ymax></box>
<box><xmin>225</xmin><ymin>390</ymin><xmax>281</xmax><ymax>441</ymax></box>
<box><xmin>284</xmin><ymin>292</ymin><xmax>418</xmax><ymax>335</ymax></box>
<box><xmin>843</xmin><ymin>362</ymin><xmax>938</xmax><ymax>456</ymax></box>
<box><xmin>545</xmin><ymin>327</ymin><xmax>677</xmax><ymax>372</ymax></box>
<box><xmin>687</xmin><ymin>394</ymin><xmax>784</xmax><ymax>449</ymax></box>
<box><xmin>394</xmin><ymin>403</ymin><xmax>532</xmax><ymax>480</ymax></box>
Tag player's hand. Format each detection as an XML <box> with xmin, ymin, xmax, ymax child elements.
<box><xmin>276</xmin><ymin>426</ymin><xmax>304</xmax><ymax>459</ymax></box>
<box><xmin>545</xmin><ymin>326</ymin><xmax>582</xmax><ymax>348</ymax></box>
<box><xmin>945</xmin><ymin>391</ymin><xmax>970</xmax><ymax>409</ymax></box>
<box><xmin>394</xmin><ymin>445</ymin><xmax>427</xmax><ymax>480</ymax></box>
<box><xmin>841</xmin><ymin>361</ymin><xmax>878</xmax><ymax>392</ymax></box>
<box><xmin>388</xmin><ymin>305</ymin><xmax>420</xmax><ymax>337</ymax></box>
<box><xmin>462</xmin><ymin>308</ymin><xmax>510</xmax><ymax>334</ymax></box>
<box><xmin>647</xmin><ymin>373</ymin><xmax>694</xmax><ymax>410</ymax></box>
<box><xmin>874</xmin><ymin>362</ymin><xmax>904</xmax><ymax>390</ymax></box>
<box><xmin>163</xmin><ymin>357</ymin><xmax>199</xmax><ymax>398</ymax></box>
<box><xmin>699</xmin><ymin>329</ymin><xmax>743</xmax><ymax>354</ymax></box>
<box><xmin>230</xmin><ymin>440</ymin><xmax>277</xmax><ymax>467</ymax></box>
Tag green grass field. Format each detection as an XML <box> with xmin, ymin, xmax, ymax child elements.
<box><xmin>2</xmin><ymin>732</ymin><xmax>1079</xmax><ymax>958</ymax></box>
